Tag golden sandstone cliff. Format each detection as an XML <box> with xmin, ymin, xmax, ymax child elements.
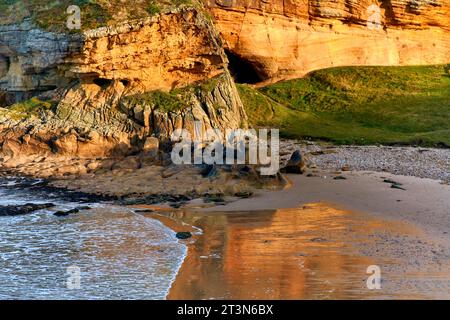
<box><xmin>0</xmin><ymin>1</ymin><xmax>449</xmax><ymax>169</ymax></box>
<box><xmin>202</xmin><ymin>0</ymin><xmax>450</xmax><ymax>82</ymax></box>
<box><xmin>0</xmin><ymin>8</ymin><xmax>247</xmax><ymax>167</ymax></box>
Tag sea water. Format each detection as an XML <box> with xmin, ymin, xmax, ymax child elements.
<box><xmin>0</xmin><ymin>177</ymin><xmax>187</xmax><ymax>300</ymax></box>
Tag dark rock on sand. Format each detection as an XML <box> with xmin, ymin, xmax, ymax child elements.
<box><xmin>384</xmin><ymin>179</ymin><xmax>402</xmax><ymax>185</ymax></box>
<box><xmin>281</xmin><ymin>150</ymin><xmax>306</xmax><ymax>174</ymax></box>
<box><xmin>204</xmin><ymin>193</ymin><xmax>226</xmax><ymax>203</ymax></box>
<box><xmin>235</xmin><ymin>191</ymin><xmax>253</xmax><ymax>198</ymax></box>
<box><xmin>170</xmin><ymin>202</ymin><xmax>186</xmax><ymax>209</ymax></box>
<box><xmin>176</xmin><ymin>232</ymin><xmax>192</xmax><ymax>240</ymax></box>
<box><xmin>391</xmin><ymin>184</ymin><xmax>407</xmax><ymax>191</ymax></box>
<box><xmin>0</xmin><ymin>203</ymin><xmax>55</xmax><ymax>216</ymax></box>
<box><xmin>334</xmin><ymin>175</ymin><xmax>347</xmax><ymax>180</ymax></box>
<box><xmin>134</xmin><ymin>209</ymin><xmax>155</xmax><ymax>213</ymax></box>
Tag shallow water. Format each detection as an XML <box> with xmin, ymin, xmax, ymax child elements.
<box><xmin>0</xmin><ymin>178</ymin><xmax>186</xmax><ymax>300</ymax></box>
<box><xmin>1</xmin><ymin>177</ymin><xmax>449</xmax><ymax>300</ymax></box>
<box><xmin>158</xmin><ymin>204</ymin><xmax>450</xmax><ymax>300</ymax></box>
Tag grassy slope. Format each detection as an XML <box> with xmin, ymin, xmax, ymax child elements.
<box><xmin>0</xmin><ymin>0</ymin><xmax>194</xmax><ymax>32</ymax></box>
<box><xmin>240</xmin><ymin>65</ymin><xmax>450</xmax><ymax>147</ymax></box>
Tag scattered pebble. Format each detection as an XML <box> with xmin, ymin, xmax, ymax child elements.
<box><xmin>280</xmin><ymin>140</ymin><xmax>450</xmax><ymax>182</ymax></box>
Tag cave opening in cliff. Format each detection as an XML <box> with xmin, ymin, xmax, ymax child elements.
<box><xmin>93</xmin><ymin>78</ymin><xmax>113</xmax><ymax>89</ymax></box>
<box><xmin>225</xmin><ymin>50</ymin><xmax>263</xmax><ymax>84</ymax></box>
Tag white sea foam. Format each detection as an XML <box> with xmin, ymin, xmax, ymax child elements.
<box><xmin>0</xmin><ymin>180</ymin><xmax>187</xmax><ymax>300</ymax></box>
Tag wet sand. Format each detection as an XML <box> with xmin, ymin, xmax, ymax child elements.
<box><xmin>206</xmin><ymin>171</ymin><xmax>450</xmax><ymax>243</ymax></box>
<box><xmin>137</xmin><ymin>171</ymin><xmax>450</xmax><ymax>300</ymax></box>
<box><xmin>142</xmin><ymin>206</ymin><xmax>450</xmax><ymax>299</ymax></box>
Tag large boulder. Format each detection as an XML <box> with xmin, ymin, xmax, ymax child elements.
<box><xmin>281</xmin><ymin>150</ymin><xmax>307</xmax><ymax>174</ymax></box>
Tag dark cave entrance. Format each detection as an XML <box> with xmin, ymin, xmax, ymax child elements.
<box><xmin>93</xmin><ymin>78</ymin><xmax>113</xmax><ymax>88</ymax></box>
<box><xmin>225</xmin><ymin>50</ymin><xmax>263</xmax><ymax>84</ymax></box>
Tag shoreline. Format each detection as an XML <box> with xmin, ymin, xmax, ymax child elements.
<box><xmin>143</xmin><ymin>201</ymin><xmax>450</xmax><ymax>300</ymax></box>
<box><xmin>2</xmin><ymin>141</ymin><xmax>449</xmax><ymax>240</ymax></box>
<box><xmin>204</xmin><ymin>171</ymin><xmax>450</xmax><ymax>242</ymax></box>
<box><xmin>1</xmin><ymin>155</ymin><xmax>449</xmax><ymax>299</ymax></box>
<box><xmin>134</xmin><ymin>169</ymin><xmax>450</xmax><ymax>300</ymax></box>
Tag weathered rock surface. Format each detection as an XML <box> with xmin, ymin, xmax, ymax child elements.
<box><xmin>0</xmin><ymin>8</ymin><xmax>248</xmax><ymax>165</ymax></box>
<box><xmin>65</xmin><ymin>9</ymin><xmax>227</xmax><ymax>92</ymax></box>
<box><xmin>0</xmin><ymin>202</ymin><xmax>55</xmax><ymax>216</ymax></box>
<box><xmin>0</xmin><ymin>21</ymin><xmax>71</xmax><ymax>103</ymax></box>
<box><xmin>281</xmin><ymin>150</ymin><xmax>307</xmax><ymax>174</ymax></box>
<box><xmin>203</xmin><ymin>0</ymin><xmax>450</xmax><ymax>82</ymax></box>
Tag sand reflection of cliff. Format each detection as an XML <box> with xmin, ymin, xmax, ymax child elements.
<box><xmin>168</xmin><ymin>204</ymin><xmax>379</xmax><ymax>300</ymax></box>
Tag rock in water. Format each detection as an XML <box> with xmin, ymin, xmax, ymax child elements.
<box><xmin>53</xmin><ymin>208</ymin><xmax>80</xmax><ymax>217</ymax></box>
<box><xmin>281</xmin><ymin>150</ymin><xmax>306</xmax><ymax>174</ymax></box>
<box><xmin>0</xmin><ymin>203</ymin><xmax>55</xmax><ymax>216</ymax></box>
<box><xmin>176</xmin><ymin>232</ymin><xmax>192</xmax><ymax>240</ymax></box>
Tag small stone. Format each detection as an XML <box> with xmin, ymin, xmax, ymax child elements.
<box><xmin>384</xmin><ymin>179</ymin><xmax>402</xmax><ymax>185</ymax></box>
<box><xmin>391</xmin><ymin>184</ymin><xmax>406</xmax><ymax>191</ymax></box>
<box><xmin>176</xmin><ymin>232</ymin><xmax>192</xmax><ymax>240</ymax></box>
<box><xmin>134</xmin><ymin>209</ymin><xmax>155</xmax><ymax>213</ymax></box>
<box><xmin>53</xmin><ymin>208</ymin><xmax>80</xmax><ymax>217</ymax></box>
<box><xmin>234</xmin><ymin>191</ymin><xmax>253</xmax><ymax>198</ymax></box>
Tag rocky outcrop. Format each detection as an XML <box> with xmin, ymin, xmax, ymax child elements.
<box><xmin>64</xmin><ymin>9</ymin><xmax>227</xmax><ymax>92</ymax></box>
<box><xmin>0</xmin><ymin>21</ymin><xmax>70</xmax><ymax>104</ymax></box>
<box><xmin>0</xmin><ymin>8</ymin><xmax>248</xmax><ymax>164</ymax></box>
<box><xmin>0</xmin><ymin>1</ymin><xmax>448</xmax><ymax>170</ymax></box>
<box><xmin>119</xmin><ymin>72</ymin><xmax>247</xmax><ymax>140</ymax></box>
<box><xmin>203</xmin><ymin>0</ymin><xmax>450</xmax><ymax>82</ymax></box>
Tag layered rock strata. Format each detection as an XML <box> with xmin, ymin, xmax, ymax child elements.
<box><xmin>202</xmin><ymin>0</ymin><xmax>450</xmax><ymax>82</ymax></box>
<box><xmin>0</xmin><ymin>8</ymin><xmax>247</xmax><ymax>166</ymax></box>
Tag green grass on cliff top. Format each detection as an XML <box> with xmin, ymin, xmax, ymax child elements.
<box><xmin>0</xmin><ymin>0</ymin><xmax>195</xmax><ymax>32</ymax></box>
<box><xmin>240</xmin><ymin>65</ymin><xmax>450</xmax><ymax>147</ymax></box>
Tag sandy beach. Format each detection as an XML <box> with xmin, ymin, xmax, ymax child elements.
<box><xmin>138</xmin><ymin>169</ymin><xmax>450</xmax><ymax>300</ymax></box>
<box><xmin>207</xmin><ymin>171</ymin><xmax>450</xmax><ymax>240</ymax></box>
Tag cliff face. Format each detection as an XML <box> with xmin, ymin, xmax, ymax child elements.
<box><xmin>65</xmin><ymin>9</ymin><xmax>226</xmax><ymax>93</ymax></box>
<box><xmin>0</xmin><ymin>21</ymin><xmax>70</xmax><ymax>106</ymax></box>
<box><xmin>202</xmin><ymin>0</ymin><xmax>450</xmax><ymax>82</ymax></box>
<box><xmin>0</xmin><ymin>1</ymin><xmax>449</xmax><ymax>165</ymax></box>
<box><xmin>0</xmin><ymin>8</ymin><xmax>247</xmax><ymax>163</ymax></box>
